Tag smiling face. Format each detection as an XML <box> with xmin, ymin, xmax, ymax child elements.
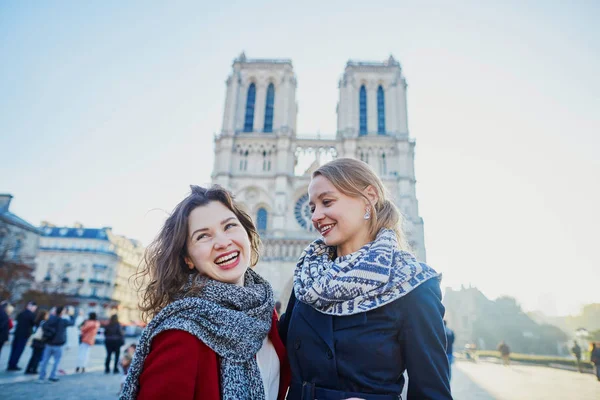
<box><xmin>185</xmin><ymin>201</ymin><xmax>251</xmax><ymax>286</ymax></box>
<box><xmin>309</xmin><ymin>174</ymin><xmax>376</xmax><ymax>257</ymax></box>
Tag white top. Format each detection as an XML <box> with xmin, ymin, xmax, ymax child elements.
<box><xmin>256</xmin><ymin>336</ymin><xmax>280</xmax><ymax>400</ymax></box>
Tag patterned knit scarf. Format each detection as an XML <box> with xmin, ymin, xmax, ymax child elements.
<box><xmin>120</xmin><ymin>269</ymin><xmax>274</xmax><ymax>400</ymax></box>
<box><xmin>294</xmin><ymin>228</ymin><xmax>440</xmax><ymax>315</ymax></box>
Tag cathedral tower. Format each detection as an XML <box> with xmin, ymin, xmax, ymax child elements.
<box><xmin>212</xmin><ymin>54</ymin><xmax>426</xmax><ymax>301</ymax></box>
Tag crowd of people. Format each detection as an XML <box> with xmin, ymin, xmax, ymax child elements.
<box><xmin>1</xmin><ymin>158</ymin><xmax>599</xmax><ymax>399</ymax></box>
<box><xmin>0</xmin><ymin>300</ymin><xmax>136</xmax><ymax>388</ymax></box>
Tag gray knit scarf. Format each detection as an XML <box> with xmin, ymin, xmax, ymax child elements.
<box><xmin>294</xmin><ymin>228</ymin><xmax>440</xmax><ymax>315</ymax></box>
<box><xmin>120</xmin><ymin>269</ymin><xmax>274</xmax><ymax>400</ymax></box>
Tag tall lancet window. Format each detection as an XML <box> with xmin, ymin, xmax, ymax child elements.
<box><xmin>359</xmin><ymin>85</ymin><xmax>367</xmax><ymax>136</ymax></box>
<box><xmin>377</xmin><ymin>85</ymin><xmax>385</xmax><ymax>134</ymax></box>
<box><xmin>256</xmin><ymin>208</ymin><xmax>268</xmax><ymax>233</ymax></box>
<box><xmin>264</xmin><ymin>83</ymin><xmax>275</xmax><ymax>133</ymax></box>
<box><xmin>243</xmin><ymin>83</ymin><xmax>256</xmax><ymax>132</ymax></box>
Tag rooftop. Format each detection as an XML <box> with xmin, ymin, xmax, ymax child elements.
<box><xmin>234</xmin><ymin>52</ymin><xmax>292</xmax><ymax>65</ymax></box>
<box><xmin>41</xmin><ymin>226</ymin><xmax>111</xmax><ymax>241</ymax></box>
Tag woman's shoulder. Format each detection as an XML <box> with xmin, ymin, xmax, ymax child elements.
<box><xmin>408</xmin><ymin>276</ymin><xmax>442</xmax><ymax>298</ymax></box>
<box><xmin>151</xmin><ymin>330</ymin><xmax>215</xmax><ymax>357</ymax></box>
<box><xmin>377</xmin><ymin>277</ymin><xmax>442</xmax><ymax>318</ymax></box>
<box><xmin>139</xmin><ymin>330</ymin><xmax>221</xmax><ymax>399</ymax></box>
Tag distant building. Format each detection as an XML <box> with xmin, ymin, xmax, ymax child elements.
<box><xmin>444</xmin><ymin>286</ymin><xmax>569</xmax><ymax>355</ymax></box>
<box><xmin>212</xmin><ymin>53</ymin><xmax>426</xmax><ymax>303</ymax></box>
<box><xmin>36</xmin><ymin>223</ymin><xmax>119</xmax><ymax>317</ymax></box>
<box><xmin>443</xmin><ymin>285</ymin><xmax>490</xmax><ymax>350</ymax></box>
<box><xmin>35</xmin><ymin>223</ymin><xmax>145</xmax><ymax>320</ymax></box>
<box><xmin>0</xmin><ymin>194</ymin><xmax>41</xmax><ymax>302</ymax></box>
<box><xmin>107</xmin><ymin>230</ymin><xmax>145</xmax><ymax>323</ymax></box>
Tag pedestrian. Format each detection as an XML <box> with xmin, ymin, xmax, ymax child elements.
<box><xmin>444</xmin><ymin>320</ymin><xmax>455</xmax><ymax>378</ymax></box>
<box><xmin>7</xmin><ymin>301</ymin><xmax>37</xmax><ymax>371</ymax></box>
<box><xmin>278</xmin><ymin>158</ymin><xmax>452</xmax><ymax>400</ymax></box>
<box><xmin>590</xmin><ymin>343</ymin><xmax>600</xmax><ymax>382</ymax></box>
<box><xmin>0</xmin><ymin>301</ymin><xmax>12</xmax><ymax>359</ymax></box>
<box><xmin>38</xmin><ymin>305</ymin><xmax>75</xmax><ymax>382</ymax></box>
<box><xmin>498</xmin><ymin>341</ymin><xmax>511</xmax><ymax>366</ymax></box>
<box><xmin>66</xmin><ymin>309</ymin><xmax>84</xmax><ymax>351</ymax></box>
<box><xmin>104</xmin><ymin>314</ymin><xmax>125</xmax><ymax>374</ymax></box>
<box><xmin>75</xmin><ymin>312</ymin><xmax>100</xmax><ymax>373</ymax></box>
<box><xmin>120</xmin><ymin>185</ymin><xmax>291</xmax><ymax>400</ymax></box>
<box><xmin>119</xmin><ymin>344</ymin><xmax>137</xmax><ymax>394</ymax></box>
<box><xmin>571</xmin><ymin>341</ymin><xmax>583</xmax><ymax>373</ymax></box>
<box><xmin>25</xmin><ymin>309</ymin><xmax>49</xmax><ymax>374</ymax></box>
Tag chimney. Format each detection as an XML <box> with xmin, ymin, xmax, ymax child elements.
<box><xmin>0</xmin><ymin>194</ymin><xmax>13</xmax><ymax>213</ymax></box>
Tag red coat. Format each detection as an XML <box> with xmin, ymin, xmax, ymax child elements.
<box><xmin>137</xmin><ymin>311</ymin><xmax>290</xmax><ymax>400</ymax></box>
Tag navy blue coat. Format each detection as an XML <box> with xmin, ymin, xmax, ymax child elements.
<box><xmin>0</xmin><ymin>307</ymin><xmax>9</xmax><ymax>343</ymax></box>
<box><xmin>279</xmin><ymin>278</ymin><xmax>452</xmax><ymax>400</ymax></box>
<box><xmin>42</xmin><ymin>315</ymin><xmax>74</xmax><ymax>346</ymax></box>
<box><xmin>14</xmin><ymin>309</ymin><xmax>36</xmax><ymax>339</ymax></box>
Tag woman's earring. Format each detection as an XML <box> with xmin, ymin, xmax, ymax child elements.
<box><xmin>364</xmin><ymin>208</ymin><xmax>371</xmax><ymax>220</ymax></box>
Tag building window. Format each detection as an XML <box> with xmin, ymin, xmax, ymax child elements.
<box><xmin>360</xmin><ymin>151</ymin><xmax>369</xmax><ymax>164</ymax></box>
<box><xmin>262</xmin><ymin>151</ymin><xmax>268</xmax><ymax>171</ymax></box>
<box><xmin>377</xmin><ymin>85</ymin><xmax>385</xmax><ymax>134</ymax></box>
<box><xmin>264</xmin><ymin>83</ymin><xmax>275</xmax><ymax>133</ymax></box>
<box><xmin>256</xmin><ymin>208</ymin><xmax>268</xmax><ymax>233</ymax></box>
<box><xmin>243</xmin><ymin>83</ymin><xmax>256</xmax><ymax>132</ymax></box>
<box><xmin>381</xmin><ymin>153</ymin><xmax>387</xmax><ymax>175</ymax></box>
<box><xmin>359</xmin><ymin>85</ymin><xmax>367</xmax><ymax>136</ymax></box>
<box><xmin>239</xmin><ymin>150</ymin><xmax>249</xmax><ymax>171</ymax></box>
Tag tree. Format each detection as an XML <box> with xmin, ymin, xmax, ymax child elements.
<box><xmin>472</xmin><ymin>296</ymin><xmax>568</xmax><ymax>355</ymax></box>
<box><xmin>18</xmin><ymin>289</ymin><xmax>69</xmax><ymax>310</ymax></box>
<box><xmin>0</xmin><ymin>226</ymin><xmax>35</xmax><ymax>302</ymax></box>
<box><xmin>589</xmin><ymin>329</ymin><xmax>600</xmax><ymax>342</ymax></box>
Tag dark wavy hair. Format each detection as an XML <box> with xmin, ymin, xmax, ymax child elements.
<box><xmin>135</xmin><ymin>185</ymin><xmax>260</xmax><ymax>322</ymax></box>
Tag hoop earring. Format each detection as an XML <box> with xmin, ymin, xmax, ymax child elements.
<box><xmin>364</xmin><ymin>208</ymin><xmax>371</xmax><ymax>220</ymax></box>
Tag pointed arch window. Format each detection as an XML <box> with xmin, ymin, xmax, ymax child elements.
<box><xmin>264</xmin><ymin>83</ymin><xmax>275</xmax><ymax>133</ymax></box>
<box><xmin>359</xmin><ymin>85</ymin><xmax>367</xmax><ymax>136</ymax></box>
<box><xmin>243</xmin><ymin>83</ymin><xmax>256</xmax><ymax>132</ymax></box>
<box><xmin>257</xmin><ymin>208</ymin><xmax>268</xmax><ymax>233</ymax></box>
<box><xmin>377</xmin><ymin>85</ymin><xmax>385</xmax><ymax>134</ymax></box>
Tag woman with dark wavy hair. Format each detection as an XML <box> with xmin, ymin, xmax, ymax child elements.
<box><xmin>120</xmin><ymin>185</ymin><xmax>290</xmax><ymax>400</ymax></box>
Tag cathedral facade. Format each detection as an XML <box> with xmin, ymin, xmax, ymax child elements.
<box><xmin>211</xmin><ymin>53</ymin><xmax>426</xmax><ymax>302</ymax></box>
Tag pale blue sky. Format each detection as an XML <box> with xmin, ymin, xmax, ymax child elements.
<box><xmin>1</xmin><ymin>1</ymin><xmax>598</xmax><ymax>316</ymax></box>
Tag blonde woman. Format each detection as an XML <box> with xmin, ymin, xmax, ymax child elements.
<box><xmin>279</xmin><ymin>158</ymin><xmax>452</xmax><ymax>400</ymax></box>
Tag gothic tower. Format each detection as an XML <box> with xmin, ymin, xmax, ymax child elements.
<box><xmin>212</xmin><ymin>54</ymin><xmax>426</xmax><ymax>302</ymax></box>
<box><xmin>335</xmin><ymin>56</ymin><xmax>426</xmax><ymax>261</ymax></box>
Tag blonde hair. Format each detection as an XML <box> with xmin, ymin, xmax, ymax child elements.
<box><xmin>313</xmin><ymin>158</ymin><xmax>409</xmax><ymax>250</ymax></box>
